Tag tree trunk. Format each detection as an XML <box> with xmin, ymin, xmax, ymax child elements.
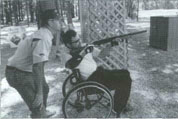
<box><xmin>20</xmin><ymin>1</ymin><xmax>24</xmax><ymax>21</ymax></box>
<box><xmin>29</xmin><ymin>0</ymin><xmax>35</xmax><ymax>22</ymax></box>
<box><xmin>55</xmin><ymin>0</ymin><xmax>60</xmax><ymax>15</ymax></box>
<box><xmin>153</xmin><ymin>0</ymin><xmax>159</xmax><ymax>9</ymax></box>
<box><xmin>66</xmin><ymin>0</ymin><xmax>73</xmax><ymax>24</ymax></box>
<box><xmin>59</xmin><ymin>0</ymin><xmax>64</xmax><ymax>19</ymax></box>
<box><xmin>59</xmin><ymin>0</ymin><xmax>62</xmax><ymax>17</ymax></box>
<box><xmin>18</xmin><ymin>1</ymin><xmax>22</xmax><ymax>21</ymax></box>
<box><xmin>78</xmin><ymin>0</ymin><xmax>80</xmax><ymax>20</ymax></box>
<box><xmin>164</xmin><ymin>0</ymin><xmax>172</xmax><ymax>9</ymax></box>
<box><xmin>71</xmin><ymin>0</ymin><xmax>75</xmax><ymax>18</ymax></box>
<box><xmin>18</xmin><ymin>0</ymin><xmax>21</xmax><ymax>21</ymax></box>
<box><xmin>4</xmin><ymin>1</ymin><xmax>10</xmax><ymax>24</ymax></box>
<box><xmin>1</xmin><ymin>0</ymin><xmax>4</xmax><ymax>24</ymax></box>
<box><xmin>143</xmin><ymin>0</ymin><xmax>149</xmax><ymax>10</ymax></box>
<box><xmin>12</xmin><ymin>0</ymin><xmax>19</xmax><ymax>25</ymax></box>
<box><xmin>9</xmin><ymin>1</ymin><xmax>13</xmax><ymax>25</ymax></box>
<box><xmin>26</xmin><ymin>0</ymin><xmax>30</xmax><ymax>26</ymax></box>
<box><xmin>36</xmin><ymin>0</ymin><xmax>42</xmax><ymax>28</ymax></box>
<box><xmin>137</xmin><ymin>0</ymin><xmax>139</xmax><ymax>21</ymax></box>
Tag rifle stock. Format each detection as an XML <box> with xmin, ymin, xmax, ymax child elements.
<box><xmin>92</xmin><ymin>30</ymin><xmax>147</xmax><ymax>45</ymax></box>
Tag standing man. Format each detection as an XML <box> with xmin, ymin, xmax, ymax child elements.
<box><xmin>5</xmin><ymin>9</ymin><xmax>61</xmax><ymax>118</ymax></box>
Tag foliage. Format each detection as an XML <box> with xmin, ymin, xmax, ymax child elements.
<box><xmin>125</xmin><ymin>0</ymin><xmax>138</xmax><ymax>19</ymax></box>
<box><xmin>1</xmin><ymin>0</ymin><xmax>178</xmax><ymax>25</ymax></box>
<box><xmin>125</xmin><ymin>0</ymin><xmax>178</xmax><ymax>19</ymax></box>
<box><xmin>0</xmin><ymin>0</ymin><xmax>76</xmax><ymax>26</ymax></box>
<box><xmin>141</xmin><ymin>0</ymin><xmax>178</xmax><ymax>10</ymax></box>
<box><xmin>0</xmin><ymin>0</ymin><xmax>36</xmax><ymax>25</ymax></box>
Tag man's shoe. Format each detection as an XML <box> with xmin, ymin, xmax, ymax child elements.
<box><xmin>122</xmin><ymin>104</ymin><xmax>133</xmax><ymax>113</ymax></box>
<box><xmin>43</xmin><ymin>110</ymin><xmax>56</xmax><ymax>118</ymax></box>
<box><xmin>112</xmin><ymin>109</ymin><xmax>121</xmax><ymax>118</ymax></box>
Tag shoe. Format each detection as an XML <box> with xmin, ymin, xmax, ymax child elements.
<box><xmin>122</xmin><ymin>105</ymin><xmax>133</xmax><ymax>113</ymax></box>
<box><xmin>112</xmin><ymin>109</ymin><xmax>121</xmax><ymax>118</ymax></box>
<box><xmin>30</xmin><ymin>110</ymin><xmax>56</xmax><ymax>118</ymax></box>
<box><xmin>43</xmin><ymin>110</ymin><xmax>56</xmax><ymax>118</ymax></box>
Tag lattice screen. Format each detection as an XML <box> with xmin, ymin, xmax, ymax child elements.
<box><xmin>80</xmin><ymin>0</ymin><xmax>128</xmax><ymax>69</ymax></box>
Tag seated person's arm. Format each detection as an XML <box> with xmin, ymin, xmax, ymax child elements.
<box><xmin>92</xmin><ymin>45</ymin><xmax>112</xmax><ymax>58</ymax></box>
<box><xmin>92</xmin><ymin>46</ymin><xmax>101</xmax><ymax>57</ymax></box>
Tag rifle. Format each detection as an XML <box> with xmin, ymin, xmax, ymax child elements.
<box><xmin>92</xmin><ymin>30</ymin><xmax>147</xmax><ymax>45</ymax></box>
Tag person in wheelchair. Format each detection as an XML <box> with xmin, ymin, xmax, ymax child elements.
<box><xmin>61</xmin><ymin>29</ymin><xmax>132</xmax><ymax>118</ymax></box>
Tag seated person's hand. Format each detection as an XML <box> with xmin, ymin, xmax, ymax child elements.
<box><xmin>65</xmin><ymin>56</ymin><xmax>83</xmax><ymax>69</ymax></box>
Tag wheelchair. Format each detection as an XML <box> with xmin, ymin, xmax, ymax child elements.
<box><xmin>62</xmin><ymin>67</ymin><xmax>114</xmax><ymax>118</ymax></box>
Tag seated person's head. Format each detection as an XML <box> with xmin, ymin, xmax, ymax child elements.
<box><xmin>62</xmin><ymin>29</ymin><xmax>81</xmax><ymax>49</ymax></box>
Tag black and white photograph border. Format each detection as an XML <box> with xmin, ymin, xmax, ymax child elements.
<box><xmin>1</xmin><ymin>0</ymin><xmax>178</xmax><ymax>118</ymax></box>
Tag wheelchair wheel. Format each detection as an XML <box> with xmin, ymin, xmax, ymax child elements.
<box><xmin>62</xmin><ymin>73</ymin><xmax>77</xmax><ymax>97</ymax></box>
<box><xmin>62</xmin><ymin>81</ymin><xmax>113</xmax><ymax>118</ymax></box>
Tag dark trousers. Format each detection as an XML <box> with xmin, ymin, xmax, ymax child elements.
<box><xmin>88</xmin><ymin>67</ymin><xmax>132</xmax><ymax>114</ymax></box>
<box><xmin>5</xmin><ymin>66</ymin><xmax>49</xmax><ymax>117</ymax></box>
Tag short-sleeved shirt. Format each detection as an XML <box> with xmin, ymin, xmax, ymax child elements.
<box><xmin>7</xmin><ymin>28</ymin><xmax>53</xmax><ymax>72</ymax></box>
<box><xmin>74</xmin><ymin>45</ymin><xmax>100</xmax><ymax>80</ymax></box>
<box><xmin>76</xmin><ymin>53</ymin><xmax>97</xmax><ymax>80</ymax></box>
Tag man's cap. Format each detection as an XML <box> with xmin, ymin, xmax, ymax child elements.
<box><xmin>41</xmin><ymin>9</ymin><xmax>59</xmax><ymax>21</ymax></box>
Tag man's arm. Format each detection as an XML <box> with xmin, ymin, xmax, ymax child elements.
<box><xmin>93</xmin><ymin>45</ymin><xmax>112</xmax><ymax>58</ymax></box>
<box><xmin>32</xmin><ymin>62</ymin><xmax>45</xmax><ymax>108</ymax></box>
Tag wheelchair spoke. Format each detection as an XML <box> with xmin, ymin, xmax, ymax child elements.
<box><xmin>101</xmin><ymin>94</ymin><xmax>111</xmax><ymax>101</ymax></box>
<box><xmin>63</xmin><ymin>82</ymin><xmax>113</xmax><ymax>118</ymax></box>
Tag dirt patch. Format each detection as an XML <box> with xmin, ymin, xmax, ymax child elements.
<box><xmin>126</xmin><ymin>28</ymin><xmax>178</xmax><ymax>118</ymax></box>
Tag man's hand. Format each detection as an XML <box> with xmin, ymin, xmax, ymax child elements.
<box><xmin>32</xmin><ymin>93</ymin><xmax>43</xmax><ymax>108</ymax></box>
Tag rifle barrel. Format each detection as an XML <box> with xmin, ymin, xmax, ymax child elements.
<box><xmin>92</xmin><ymin>30</ymin><xmax>147</xmax><ymax>45</ymax></box>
